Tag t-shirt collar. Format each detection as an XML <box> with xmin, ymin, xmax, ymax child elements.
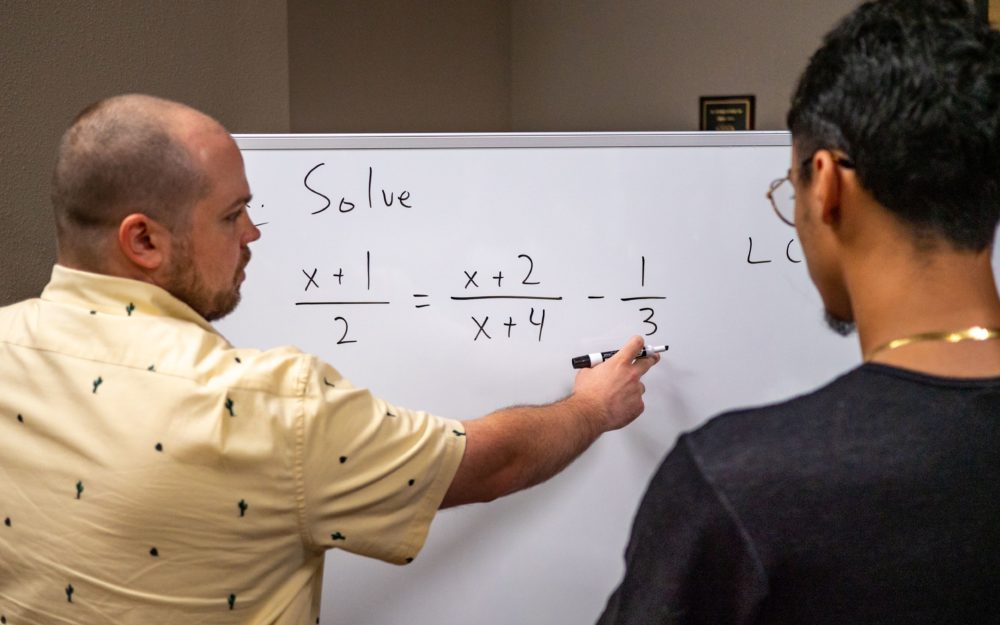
<box><xmin>41</xmin><ymin>264</ymin><xmax>217</xmax><ymax>333</ymax></box>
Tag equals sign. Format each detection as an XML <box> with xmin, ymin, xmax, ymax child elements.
<box><xmin>413</xmin><ymin>294</ymin><xmax>430</xmax><ymax>309</ymax></box>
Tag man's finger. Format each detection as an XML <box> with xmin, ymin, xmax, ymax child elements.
<box><xmin>633</xmin><ymin>353</ymin><xmax>659</xmax><ymax>375</ymax></box>
<box><xmin>611</xmin><ymin>336</ymin><xmax>645</xmax><ymax>365</ymax></box>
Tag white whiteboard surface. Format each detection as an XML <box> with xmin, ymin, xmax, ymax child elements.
<box><xmin>218</xmin><ymin>132</ymin><xmax>862</xmax><ymax>625</ymax></box>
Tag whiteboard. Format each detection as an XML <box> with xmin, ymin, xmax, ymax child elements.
<box><xmin>218</xmin><ymin>132</ymin><xmax>862</xmax><ymax>625</ymax></box>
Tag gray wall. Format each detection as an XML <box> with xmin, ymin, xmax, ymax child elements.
<box><xmin>2</xmin><ymin>0</ymin><xmax>862</xmax><ymax>306</ymax></box>
<box><xmin>289</xmin><ymin>0</ymin><xmax>512</xmax><ymax>132</ymax></box>
<box><xmin>288</xmin><ymin>1</ymin><xmax>859</xmax><ymax>133</ymax></box>
<box><xmin>0</xmin><ymin>1</ymin><xmax>289</xmax><ymax>304</ymax></box>
<box><xmin>510</xmin><ymin>0</ymin><xmax>860</xmax><ymax>131</ymax></box>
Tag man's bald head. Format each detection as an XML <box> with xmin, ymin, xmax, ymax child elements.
<box><xmin>51</xmin><ymin>94</ymin><xmax>224</xmax><ymax>269</ymax></box>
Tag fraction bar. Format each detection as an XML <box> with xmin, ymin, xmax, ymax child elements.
<box><xmin>450</xmin><ymin>295</ymin><xmax>563</xmax><ymax>301</ymax></box>
<box><xmin>588</xmin><ymin>296</ymin><xmax>606</xmax><ymax>299</ymax></box>
<box><xmin>295</xmin><ymin>301</ymin><xmax>391</xmax><ymax>306</ymax></box>
<box><xmin>620</xmin><ymin>296</ymin><xmax>667</xmax><ymax>301</ymax></box>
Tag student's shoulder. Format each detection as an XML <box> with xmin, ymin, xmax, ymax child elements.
<box><xmin>684</xmin><ymin>366</ymin><xmax>870</xmax><ymax>465</ymax></box>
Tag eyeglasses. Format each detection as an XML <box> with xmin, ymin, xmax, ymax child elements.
<box><xmin>766</xmin><ymin>152</ymin><xmax>855</xmax><ymax>227</ymax></box>
<box><xmin>767</xmin><ymin>172</ymin><xmax>797</xmax><ymax>227</ymax></box>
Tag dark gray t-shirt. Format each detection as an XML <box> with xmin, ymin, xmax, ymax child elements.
<box><xmin>598</xmin><ymin>363</ymin><xmax>1000</xmax><ymax>625</ymax></box>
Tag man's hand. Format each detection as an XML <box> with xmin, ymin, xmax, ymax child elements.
<box><xmin>571</xmin><ymin>335</ymin><xmax>660</xmax><ymax>433</ymax></box>
<box><xmin>442</xmin><ymin>335</ymin><xmax>661</xmax><ymax>508</ymax></box>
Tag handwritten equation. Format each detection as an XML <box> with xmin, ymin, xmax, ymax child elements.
<box><xmin>294</xmin><ymin>252</ymin><xmax>665</xmax><ymax>344</ymax></box>
<box><xmin>245</xmin><ymin>159</ymin><xmax>806</xmax><ymax>346</ymax></box>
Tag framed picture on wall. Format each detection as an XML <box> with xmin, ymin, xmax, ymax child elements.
<box><xmin>699</xmin><ymin>95</ymin><xmax>755</xmax><ymax>131</ymax></box>
<box><xmin>975</xmin><ymin>0</ymin><xmax>1000</xmax><ymax>28</ymax></box>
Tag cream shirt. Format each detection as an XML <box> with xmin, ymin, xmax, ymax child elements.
<box><xmin>0</xmin><ymin>266</ymin><xmax>466</xmax><ymax>624</ymax></box>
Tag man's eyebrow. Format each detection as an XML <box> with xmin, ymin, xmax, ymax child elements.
<box><xmin>226</xmin><ymin>195</ymin><xmax>253</xmax><ymax>211</ymax></box>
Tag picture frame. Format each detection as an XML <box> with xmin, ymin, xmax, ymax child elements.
<box><xmin>699</xmin><ymin>95</ymin><xmax>755</xmax><ymax>131</ymax></box>
<box><xmin>975</xmin><ymin>0</ymin><xmax>1000</xmax><ymax>28</ymax></box>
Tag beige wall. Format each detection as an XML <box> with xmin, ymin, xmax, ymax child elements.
<box><xmin>0</xmin><ymin>1</ymin><xmax>290</xmax><ymax>305</ymax></box>
<box><xmin>510</xmin><ymin>0</ymin><xmax>862</xmax><ymax>131</ymax></box>
<box><xmin>288</xmin><ymin>0</ymin><xmax>511</xmax><ymax>132</ymax></box>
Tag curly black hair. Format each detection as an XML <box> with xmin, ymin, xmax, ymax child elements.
<box><xmin>788</xmin><ymin>0</ymin><xmax>1000</xmax><ymax>251</ymax></box>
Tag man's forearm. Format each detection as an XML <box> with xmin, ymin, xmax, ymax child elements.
<box><xmin>441</xmin><ymin>395</ymin><xmax>604</xmax><ymax>508</ymax></box>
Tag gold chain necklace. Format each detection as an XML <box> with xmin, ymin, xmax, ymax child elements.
<box><xmin>866</xmin><ymin>325</ymin><xmax>1000</xmax><ymax>361</ymax></box>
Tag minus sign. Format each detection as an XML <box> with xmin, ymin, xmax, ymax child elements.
<box><xmin>415</xmin><ymin>304</ymin><xmax>430</xmax><ymax>309</ymax></box>
<box><xmin>413</xmin><ymin>294</ymin><xmax>429</xmax><ymax>297</ymax></box>
<box><xmin>588</xmin><ymin>296</ymin><xmax>605</xmax><ymax>299</ymax></box>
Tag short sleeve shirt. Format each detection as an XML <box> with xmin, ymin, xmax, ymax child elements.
<box><xmin>0</xmin><ymin>266</ymin><xmax>466</xmax><ymax>624</ymax></box>
<box><xmin>597</xmin><ymin>365</ymin><xmax>1000</xmax><ymax>624</ymax></box>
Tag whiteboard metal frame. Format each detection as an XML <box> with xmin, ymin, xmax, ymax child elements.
<box><xmin>235</xmin><ymin>130</ymin><xmax>791</xmax><ymax>150</ymax></box>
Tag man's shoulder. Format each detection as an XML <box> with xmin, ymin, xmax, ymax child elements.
<box><xmin>692</xmin><ymin>362</ymin><xmax>998</xmax><ymax>448</ymax></box>
<box><xmin>690</xmin><ymin>366</ymin><xmax>864</xmax><ymax>446</ymax></box>
<box><xmin>1</xmin><ymin>292</ymin><xmax>326</xmax><ymax>397</ymax></box>
<box><xmin>219</xmin><ymin>344</ymin><xmax>324</xmax><ymax>395</ymax></box>
<box><xmin>0</xmin><ymin>296</ymin><xmax>38</xmax><ymax>319</ymax></box>
<box><xmin>0</xmin><ymin>296</ymin><xmax>47</xmax><ymax>344</ymax></box>
<box><xmin>682</xmin><ymin>361</ymin><xmax>998</xmax><ymax>481</ymax></box>
<box><xmin>678</xmin><ymin>364</ymin><xmax>887</xmax><ymax>481</ymax></box>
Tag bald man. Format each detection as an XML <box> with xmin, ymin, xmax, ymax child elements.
<box><xmin>0</xmin><ymin>94</ymin><xmax>658</xmax><ymax>624</ymax></box>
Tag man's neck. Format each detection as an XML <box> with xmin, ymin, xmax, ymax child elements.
<box><xmin>847</xmin><ymin>244</ymin><xmax>1000</xmax><ymax>377</ymax></box>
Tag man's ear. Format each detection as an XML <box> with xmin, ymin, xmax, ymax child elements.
<box><xmin>807</xmin><ymin>150</ymin><xmax>844</xmax><ymax>226</ymax></box>
<box><xmin>118</xmin><ymin>213</ymin><xmax>171</xmax><ymax>270</ymax></box>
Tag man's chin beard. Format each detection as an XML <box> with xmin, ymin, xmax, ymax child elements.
<box><xmin>202</xmin><ymin>290</ymin><xmax>241</xmax><ymax>322</ymax></box>
<box><xmin>200</xmin><ymin>277</ymin><xmax>244</xmax><ymax>322</ymax></box>
<box><xmin>164</xmin><ymin>269</ymin><xmax>242</xmax><ymax>322</ymax></box>
<box><xmin>824</xmin><ymin>310</ymin><xmax>856</xmax><ymax>337</ymax></box>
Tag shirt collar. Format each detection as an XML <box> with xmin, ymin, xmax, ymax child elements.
<box><xmin>41</xmin><ymin>265</ymin><xmax>217</xmax><ymax>333</ymax></box>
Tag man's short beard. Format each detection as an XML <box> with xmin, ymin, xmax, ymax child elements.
<box><xmin>199</xmin><ymin>282</ymin><xmax>242</xmax><ymax>322</ymax></box>
<box><xmin>824</xmin><ymin>310</ymin><xmax>856</xmax><ymax>337</ymax></box>
<box><xmin>164</xmin><ymin>236</ymin><xmax>245</xmax><ymax>322</ymax></box>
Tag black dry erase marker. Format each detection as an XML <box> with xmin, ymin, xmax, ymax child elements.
<box><xmin>571</xmin><ymin>345</ymin><xmax>668</xmax><ymax>368</ymax></box>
